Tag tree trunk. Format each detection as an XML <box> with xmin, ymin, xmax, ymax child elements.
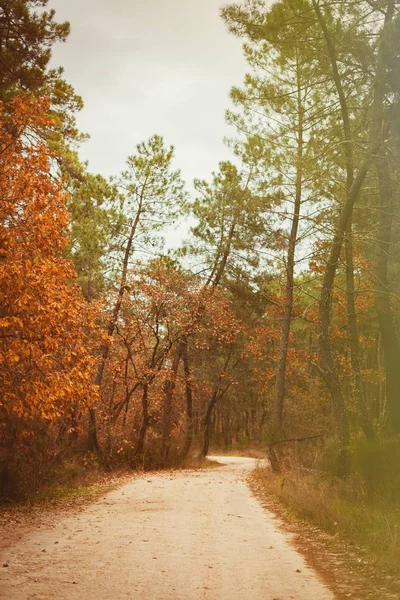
<box><xmin>377</xmin><ymin>333</ymin><xmax>386</xmax><ymax>426</ymax></box>
<box><xmin>87</xmin><ymin>406</ymin><xmax>100</xmax><ymax>454</ymax></box>
<box><xmin>375</xmin><ymin>155</ymin><xmax>400</xmax><ymax>433</ymax></box>
<box><xmin>223</xmin><ymin>412</ymin><xmax>232</xmax><ymax>448</ymax></box>
<box><xmin>88</xmin><ymin>200</ymin><xmax>143</xmax><ymax>453</ymax></box>
<box><xmin>313</xmin><ymin>0</ymin><xmax>385</xmax><ymax>470</ymax></box>
<box><xmin>199</xmin><ymin>390</ymin><xmax>219</xmax><ymax>459</ymax></box>
<box><xmin>370</xmin><ymin>0</ymin><xmax>400</xmax><ymax>433</ymax></box>
<box><xmin>134</xmin><ymin>384</ymin><xmax>149</xmax><ymax>460</ymax></box>
<box><xmin>161</xmin><ymin>340</ymin><xmax>184</xmax><ymax>465</ymax></box>
<box><xmin>318</xmin><ymin>161</ymin><xmax>373</xmax><ymax>473</ymax></box>
<box><xmin>312</xmin><ymin>0</ymin><xmax>357</xmax><ymax>467</ymax></box>
<box><xmin>344</xmin><ymin>222</ymin><xmax>375</xmax><ymax>440</ymax></box>
<box><xmin>273</xmin><ymin>58</ymin><xmax>303</xmax><ymax>435</ymax></box>
<box><xmin>181</xmin><ymin>340</ymin><xmax>194</xmax><ymax>460</ymax></box>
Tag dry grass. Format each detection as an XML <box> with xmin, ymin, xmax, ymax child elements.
<box><xmin>256</xmin><ymin>462</ymin><xmax>400</xmax><ymax>579</ymax></box>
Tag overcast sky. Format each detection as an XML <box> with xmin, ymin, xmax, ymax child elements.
<box><xmin>50</xmin><ymin>0</ymin><xmax>248</xmax><ymax>187</ymax></box>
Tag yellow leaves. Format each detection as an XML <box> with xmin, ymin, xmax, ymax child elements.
<box><xmin>0</xmin><ymin>316</ymin><xmax>23</xmax><ymax>328</ymax></box>
<box><xmin>360</xmin><ymin>368</ymin><xmax>385</xmax><ymax>385</ymax></box>
<box><xmin>8</xmin><ymin>352</ymin><xmax>20</xmax><ymax>364</ymax></box>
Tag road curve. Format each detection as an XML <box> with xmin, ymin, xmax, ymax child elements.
<box><xmin>0</xmin><ymin>456</ymin><xmax>333</xmax><ymax>599</ymax></box>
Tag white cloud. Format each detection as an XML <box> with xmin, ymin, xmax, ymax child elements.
<box><xmin>50</xmin><ymin>0</ymin><xmax>247</xmax><ymax>185</ymax></box>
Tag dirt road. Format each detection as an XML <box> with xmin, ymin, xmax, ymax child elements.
<box><xmin>0</xmin><ymin>456</ymin><xmax>333</xmax><ymax>599</ymax></box>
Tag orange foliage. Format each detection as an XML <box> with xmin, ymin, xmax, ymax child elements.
<box><xmin>0</xmin><ymin>96</ymin><xmax>97</xmax><ymax>423</ymax></box>
<box><xmin>96</xmin><ymin>262</ymin><xmax>242</xmax><ymax>460</ymax></box>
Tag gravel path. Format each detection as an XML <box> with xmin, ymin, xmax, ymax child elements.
<box><xmin>0</xmin><ymin>456</ymin><xmax>334</xmax><ymax>599</ymax></box>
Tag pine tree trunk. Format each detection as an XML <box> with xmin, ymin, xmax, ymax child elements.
<box><xmin>345</xmin><ymin>222</ymin><xmax>375</xmax><ymax>440</ymax></box>
<box><xmin>318</xmin><ymin>164</ymin><xmax>372</xmax><ymax>473</ymax></box>
<box><xmin>375</xmin><ymin>155</ymin><xmax>400</xmax><ymax>433</ymax></box>
<box><xmin>313</xmin><ymin>0</ymin><xmax>384</xmax><ymax>470</ymax></box>
<box><xmin>223</xmin><ymin>412</ymin><xmax>232</xmax><ymax>448</ymax></box>
<box><xmin>273</xmin><ymin>62</ymin><xmax>303</xmax><ymax>435</ymax></box>
<box><xmin>370</xmin><ymin>0</ymin><xmax>399</xmax><ymax>433</ymax></box>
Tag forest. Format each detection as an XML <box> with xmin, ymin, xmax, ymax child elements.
<box><xmin>0</xmin><ymin>0</ymin><xmax>399</xmax><ymax>574</ymax></box>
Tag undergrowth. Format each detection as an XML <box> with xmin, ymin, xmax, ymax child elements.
<box><xmin>257</xmin><ymin>437</ymin><xmax>400</xmax><ymax>578</ymax></box>
<box><xmin>1</xmin><ymin>452</ymin><xmax>222</xmax><ymax>507</ymax></box>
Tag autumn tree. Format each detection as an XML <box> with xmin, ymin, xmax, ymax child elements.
<box><xmin>89</xmin><ymin>135</ymin><xmax>187</xmax><ymax>452</ymax></box>
<box><xmin>0</xmin><ymin>96</ymin><xmax>97</xmax><ymax>497</ymax></box>
<box><xmin>102</xmin><ymin>261</ymin><xmax>196</xmax><ymax>463</ymax></box>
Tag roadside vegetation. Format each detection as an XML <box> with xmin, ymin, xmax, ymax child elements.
<box><xmin>255</xmin><ymin>438</ymin><xmax>400</xmax><ymax>579</ymax></box>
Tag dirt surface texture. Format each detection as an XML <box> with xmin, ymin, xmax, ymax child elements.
<box><xmin>0</xmin><ymin>456</ymin><xmax>334</xmax><ymax>600</ymax></box>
